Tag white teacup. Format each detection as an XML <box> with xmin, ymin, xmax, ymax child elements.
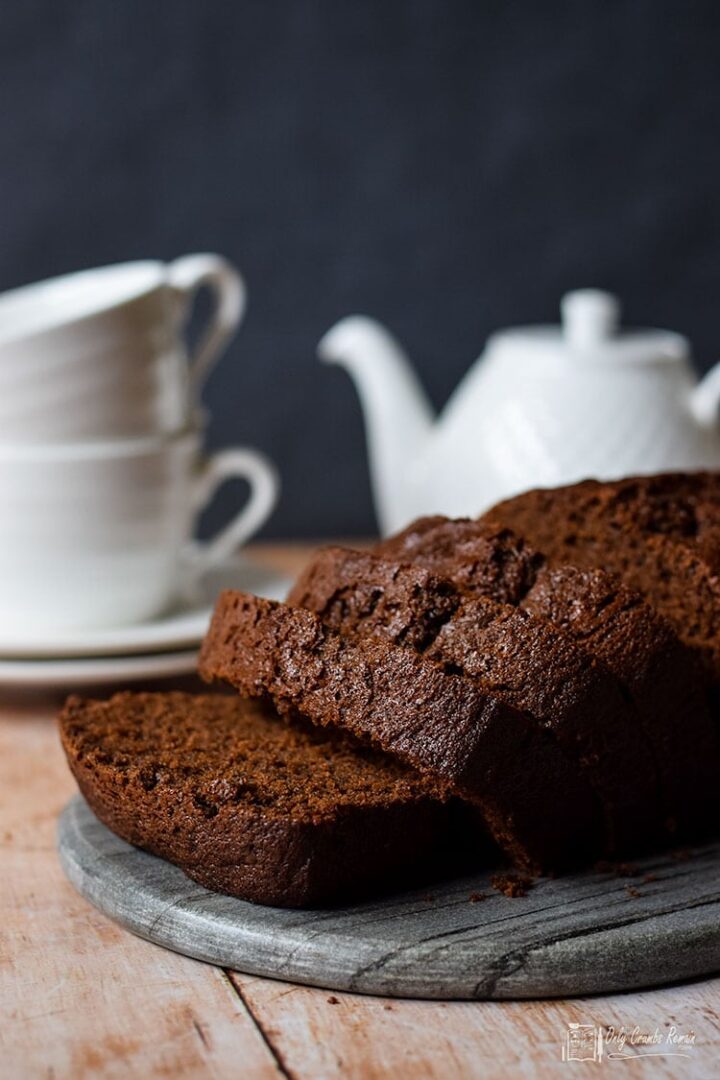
<box><xmin>0</xmin><ymin>430</ymin><xmax>278</xmax><ymax>633</ymax></box>
<box><xmin>0</xmin><ymin>255</ymin><xmax>244</xmax><ymax>442</ymax></box>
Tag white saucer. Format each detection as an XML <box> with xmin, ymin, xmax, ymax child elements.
<box><xmin>0</xmin><ymin>555</ymin><xmax>292</xmax><ymax>660</ymax></box>
<box><xmin>0</xmin><ymin>649</ymin><xmax>200</xmax><ymax>689</ymax></box>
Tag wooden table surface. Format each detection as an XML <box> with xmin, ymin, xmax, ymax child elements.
<box><xmin>3</xmin><ymin>543</ymin><xmax>719</xmax><ymax>1079</ymax></box>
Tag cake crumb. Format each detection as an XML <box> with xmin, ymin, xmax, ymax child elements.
<box><xmin>625</xmin><ymin>885</ymin><xmax>641</xmax><ymax>898</ymax></box>
<box><xmin>327</xmin><ymin>996</ymin><xmax>340</xmax><ymax>1005</ymax></box>
<box><xmin>642</xmin><ymin>872</ymin><xmax>658</xmax><ymax>884</ymax></box>
<box><xmin>469</xmin><ymin>891</ymin><xmax>487</xmax><ymax>903</ymax></box>
<box><xmin>491</xmin><ymin>873</ymin><xmax>532</xmax><ymax>898</ymax></box>
<box><xmin>383</xmin><ymin>1004</ymin><xmax>393</xmax><ymax>1011</ymax></box>
<box><xmin>422</xmin><ymin>894</ymin><xmax>436</xmax><ymax>902</ymax></box>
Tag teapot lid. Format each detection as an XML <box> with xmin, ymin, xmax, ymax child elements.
<box><xmin>487</xmin><ymin>289</ymin><xmax>689</xmax><ymax>364</ymax></box>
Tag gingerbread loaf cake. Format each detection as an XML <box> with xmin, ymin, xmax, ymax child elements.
<box><xmin>289</xmin><ymin>546</ymin><xmax>663</xmax><ymax>850</ymax></box>
<box><xmin>374</xmin><ymin>516</ymin><xmax>720</xmax><ymax>837</ymax></box>
<box><xmin>201</xmin><ymin>590</ymin><xmax>621</xmax><ymax>871</ymax></box>
<box><xmin>59</xmin><ymin>473</ymin><xmax>720</xmax><ymax>909</ymax></box>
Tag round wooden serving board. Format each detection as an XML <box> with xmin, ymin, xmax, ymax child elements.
<box><xmin>58</xmin><ymin>796</ymin><xmax>720</xmax><ymax>1000</ymax></box>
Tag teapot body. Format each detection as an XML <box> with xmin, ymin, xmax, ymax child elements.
<box><xmin>413</xmin><ymin>348</ymin><xmax>720</xmax><ymax>528</ymax></box>
<box><xmin>320</xmin><ymin>293</ymin><xmax>720</xmax><ymax>537</ymax></box>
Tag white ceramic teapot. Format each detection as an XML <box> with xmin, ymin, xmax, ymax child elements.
<box><xmin>319</xmin><ymin>289</ymin><xmax>720</xmax><ymax>535</ymax></box>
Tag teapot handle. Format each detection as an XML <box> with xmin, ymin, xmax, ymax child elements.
<box><xmin>690</xmin><ymin>361</ymin><xmax>720</xmax><ymax>428</ymax></box>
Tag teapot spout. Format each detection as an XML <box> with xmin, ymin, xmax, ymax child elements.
<box><xmin>318</xmin><ymin>316</ymin><xmax>435</xmax><ymax>533</ymax></box>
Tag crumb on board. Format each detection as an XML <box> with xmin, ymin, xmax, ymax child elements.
<box><xmin>469</xmin><ymin>891</ymin><xmax>487</xmax><ymax>903</ymax></box>
<box><xmin>327</xmin><ymin>996</ymin><xmax>340</xmax><ymax>1005</ymax></box>
<box><xmin>625</xmin><ymin>885</ymin><xmax>641</xmax><ymax>898</ymax></box>
<box><xmin>490</xmin><ymin>873</ymin><xmax>532</xmax><ymax>898</ymax></box>
<box><xmin>383</xmin><ymin>1004</ymin><xmax>393</xmax><ymax>1011</ymax></box>
<box><xmin>642</xmin><ymin>872</ymin><xmax>658</xmax><ymax>883</ymax></box>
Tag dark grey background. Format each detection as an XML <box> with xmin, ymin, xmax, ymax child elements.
<box><xmin>1</xmin><ymin>0</ymin><xmax>718</xmax><ymax>537</ymax></box>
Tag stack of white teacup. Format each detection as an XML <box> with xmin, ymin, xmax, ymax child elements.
<box><xmin>0</xmin><ymin>254</ymin><xmax>278</xmax><ymax>636</ymax></box>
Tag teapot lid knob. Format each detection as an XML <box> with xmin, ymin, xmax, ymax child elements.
<box><xmin>561</xmin><ymin>289</ymin><xmax>620</xmax><ymax>347</ymax></box>
<box><xmin>485</xmin><ymin>289</ymin><xmax>689</xmax><ymax>366</ymax></box>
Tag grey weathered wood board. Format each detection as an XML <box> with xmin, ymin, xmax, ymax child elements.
<box><xmin>58</xmin><ymin>795</ymin><xmax>720</xmax><ymax>1000</ymax></box>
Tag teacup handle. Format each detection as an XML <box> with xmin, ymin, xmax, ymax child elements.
<box><xmin>168</xmin><ymin>254</ymin><xmax>246</xmax><ymax>396</ymax></box>
<box><xmin>190</xmin><ymin>447</ymin><xmax>279</xmax><ymax>570</ymax></box>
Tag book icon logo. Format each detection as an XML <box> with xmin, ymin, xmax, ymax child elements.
<box><xmin>562</xmin><ymin>1023</ymin><xmax>603</xmax><ymax>1063</ymax></box>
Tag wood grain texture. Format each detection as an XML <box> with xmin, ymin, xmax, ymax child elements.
<box><xmin>232</xmin><ymin>972</ymin><xmax>720</xmax><ymax>1080</ymax></box>
<box><xmin>1</xmin><ymin>850</ymin><xmax>282</xmax><ymax>1079</ymax></box>
<box><xmin>58</xmin><ymin>795</ymin><xmax>720</xmax><ymax>1001</ymax></box>
<box><xmin>0</xmin><ymin>706</ymin><xmax>282</xmax><ymax>1080</ymax></box>
<box><xmin>2</xmin><ymin>544</ymin><xmax>720</xmax><ymax>1078</ymax></box>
